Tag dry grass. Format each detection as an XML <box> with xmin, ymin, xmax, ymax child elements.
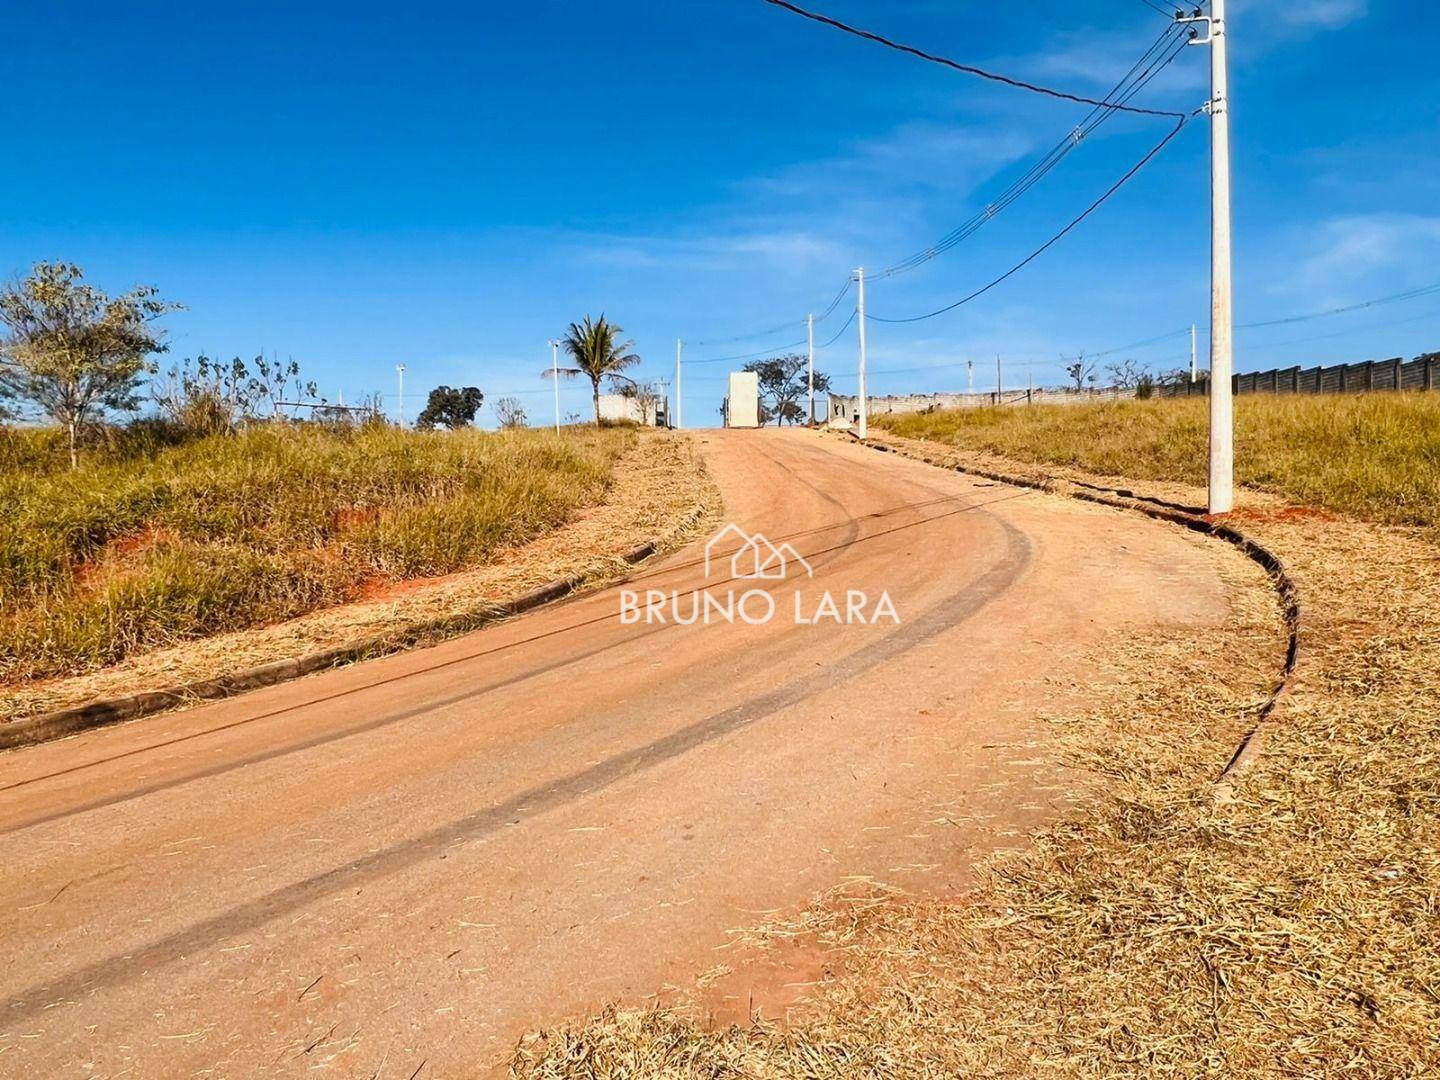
<box><xmin>509</xmin><ymin>435</ymin><xmax>1440</xmax><ymax>1077</ymax></box>
<box><xmin>1</xmin><ymin>431</ymin><xmax>719</xmax><ymax>721</ymax></box>
<box><xmin>0</xmin><ymin>423</ymin><xmax>632</xmax><ymax>681</ymax></box>
<box><xmin>875</xmin><ymin>393</ymin><xmax>1440</xmax><ymax>528</ymax></box>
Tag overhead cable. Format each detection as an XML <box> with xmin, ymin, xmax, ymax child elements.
<box><xmin>761</xmin><ymin>0</ymin><xmax>1186</xmax><ymax>117</ymax></box>
<box><xmin>869</xmin><ymin>113</ymin><xmax>1193</xmax><ymax>324</ymax></box>
<box><xmin>877</xmin><ymin>22</ymin><xmax>1190</xmax><ymax>280</ymax></box>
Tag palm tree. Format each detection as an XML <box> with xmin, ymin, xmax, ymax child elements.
<box><xmin>547</xmin><ymin>315</ymin><xmax>641</xmax><ymax>425</ymax></box>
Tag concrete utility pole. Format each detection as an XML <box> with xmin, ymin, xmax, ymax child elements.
<box><xmin>675</xmin><ymin>339</ymin><xmax>684</xmax><ymax>430</ymax></box>
<box><xmin>967</xmin><ymin>359</ymin><xmax>974</xmax><ymax>395</ymax></box>
<box><xmin>549</xmin><ymin>340</ymin><xmax>561</xmax><ymax>433</ymax></box>
<box><xmin>855</xmin><ymin>268</ymin><xmax>868</xmax><ymax>440</ymax></box>
<box><xmin>807</xmin><ymin>313</ymin><xmax>815</xmax><ymax>425</ymax></box>
<box><xmin>996</xmin><ymin>355</ymin><xmax>1003</xmax><ymax>401</ymax></box>
<box><xmin>395</xmin><ymin>364</ymin><xmax>405</xmax><ymax>426</ymax></box>
<box><xmin>1183</xmin><ymin>0</ymin><xmax>1234</xmax><ymax>513</ymax></box>
<box><xmin>1190</xmin><ymin>323</ymin><xmax>1199</xmax><ymax>384</ymax></box>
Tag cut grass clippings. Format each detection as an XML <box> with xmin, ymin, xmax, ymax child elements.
<box><xmin>510</xmin><ymin>430</ymin><xmax>1440</xmax><ymax>1077</ymax></box>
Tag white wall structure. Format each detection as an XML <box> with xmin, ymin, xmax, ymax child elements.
<box><xmin>825</xmin><ymin>387</ymin><xmax>1138</xmax><ymax>428</ymax></box>
<box><xmin>725</xmin><ymin>371</ymin><xmax>761</xmax><ymax>428</ymax></box>
<box><xmin>597</xmin><ymin>393</ymin><xmax>668</xmax><ymax>426</ymax></box>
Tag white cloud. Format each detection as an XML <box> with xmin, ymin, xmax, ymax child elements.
<box><xmin>564</xmin><ymin>229</ymin><xmax>847</xmax><ymax>277</ymax></box>
<box><xmin>1273</xmin><ymin>0</ymin><xmax>1367</xmax><ymax>29</ymax></box>
<box><xmin>1289</xmin><ymin>214</ymin><xmax>1440</xmax><ymax>300</ymax></box>
<box><xmin>1004</xmin><ymin>25</ymin><xmax>1208</xmax><ymax>101</ymax></box>
<box><xmin>1229</xmin><ymin>0</ymin><xmax>1368</xmax><ymax>37</ymax></box>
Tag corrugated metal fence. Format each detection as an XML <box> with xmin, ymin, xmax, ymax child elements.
<box><xmin>1161</xmin><ymin>353</ymin><xmax>1440</xmax><ymax>397</ymax></box>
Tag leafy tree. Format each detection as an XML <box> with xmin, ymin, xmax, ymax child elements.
<box><xmin>417</xmin><ymin>385</ymin><xmax>483</xmax><ymax>429</ymax></box>
<box><xmin>494</xmin><ymin>396</ymin><xmax>528</xmax><ymax>429</ymax></box>
<box><xmin>549</xmin><ymin>314</ymin><xmax>640</xmax><ymax>424</ymax></box>
<box><xmin>0</xmin><ymin>261</ymin><xmax>181</xmax><ymax>467</ymax></box>
<box><xmin>742</xmin><ymin>353</ymin><xmax>830</xmax><ymax>426</ymax></box>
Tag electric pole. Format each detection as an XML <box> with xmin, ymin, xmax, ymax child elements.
<box><xmin>549</xmin><ymin>340</ymin><xmax>561</xmax><ymax>433</ymax></box>
<box><xmin>675</xmin><ymin>339</ymin><xmax>683</xmax><ymax>430</ymax></box>
<box><xmin>807</xmin><ymin>313</ymin><xmax>815</xmax><ymax>426</ymax></box>
<box><xmin>395</xmin><ymin>364</ymin><xmax>405</xmax><ymax>426</ymax></box>
<box><xmin>1190</xmin><ymin>323</ymin><xmax>1198</xmax><ymax>384</ymax></box>
<box><xmin>967</xmin><ymin>359</ymin><xmax>974</xmax><ymax>395</ymax></box>
<box><xmin>1183</xmin><ymin>0</ymin><xmax>1234</xmax><ymax>514</ymax></box>
<box><xmin>855</xmin><ymin>268</ymin><xmax>868</xmax><ymax>440</ymax></box>
<box><xmin>996</xmin><ymin>354</ymin><xmax>1003</xmax><ymax>402</ymax></box>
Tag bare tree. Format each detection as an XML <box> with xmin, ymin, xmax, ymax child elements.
<box><xmin>619</xmin><ymin>380</ymin><xmax>662</xmax><ymax>425</ymax></box>
<box><xmin>494</xmin><ymin>396</ymin><xmax>528</xmax><ymax>429</ymax></box>
<box><xmin>0</xmin><ymin>262</ymin><xmax>181</xmax><ymax>467</ymax></box>
<box><xmin>1065</xmin><ymin>354</ymin><xmax>1095</xmax><ymax>393</ymax></box>
<box><xmin>1105</xmin><ymin>357</ymin><xmax>1150</xmax><ymax>390</ymax></box>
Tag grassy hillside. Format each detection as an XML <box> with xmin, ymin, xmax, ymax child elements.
<box><xmin>0</xmin><ymin>424</ymin><xmax>630</xmax><ymax>681</ymax></box>
<box><xmin>875</xmin><ymin>393</ymin><xmax>1440</xmax><ymax>526</ymax></box>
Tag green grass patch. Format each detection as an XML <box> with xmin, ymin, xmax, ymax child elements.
<box><xmin>875</xmin><ymin>393</ymin><xmax>1440</xmax><ymax>526</ymax></box>
<box><xmin>0</xmin><ymin>424</ymin><xmax>630</xmax><ymax>680</ymax></box>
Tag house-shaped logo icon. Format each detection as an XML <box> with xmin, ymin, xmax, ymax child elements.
<box><xmin>704</xmin><ymin>523</ymin><xmax>815</xmax><ymax>580</ymax></box>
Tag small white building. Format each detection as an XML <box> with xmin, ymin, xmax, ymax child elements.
<box><xmin>597</xmin><ymin>392</ymin><xmax>668</xmax><ymax>427</ymax></box>
<box><xmin>723</xmin><ymin>371</ymin><xmax>760</xmax><ymax>428</ymax></box>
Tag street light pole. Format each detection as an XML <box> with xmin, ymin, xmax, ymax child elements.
<box><xmin>807</xmin><ymin>313</ymin><xmax>815</xmax><ymax>426</ymax></box>
<box><xmin>549</xmin><ymin>340</ymin><xmax>561</xmax><ymax>433</ymax></box>
<box><xmin>855</xmin><ymin>268</ymin><xmax>868</xmax><ymax>440</ymax></box>
<box><xmin>395</xmin><ymin>364</ymin><xmax>405</xmax><ymax>426</ymax></box>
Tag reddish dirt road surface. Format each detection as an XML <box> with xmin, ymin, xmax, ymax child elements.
<box><xmin>0</xmin><ymin>430</ymin><xmax>1236</xmax><ymax>1076</ymax></box>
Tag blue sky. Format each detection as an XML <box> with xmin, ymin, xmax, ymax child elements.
<box><xmin>3</xmin><ymin>0</ymin><xmax>1437</xmax><ymax>425</ymax></box>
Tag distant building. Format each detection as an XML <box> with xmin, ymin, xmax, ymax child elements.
<box><xmin>597</xmin><ymin>392</ymin><xmax>668</xmax><ymax>427</ymax></box>
<box><xmin>723</xmin><ymin>371</ymin><xmax>760</xmax><ymax>428</ymax></box>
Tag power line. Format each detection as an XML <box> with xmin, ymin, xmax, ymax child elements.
<box><xmin>761</xmin><ymin>0</ymin><xmax>1185</xmax><ymax>117</ymax></box>
<box><xmin>817</xmin><ymin>307</ymin><xmax>858</xmax><ymax>349</ymax></box>
<box><xmin>1138</xmin><ymin>0</ymin><xmax>1178</xmax><ymax>17</ymax></box>
<box><xmin>1242</xmin><ymin>282</ymin><xmax>1440</xmax><ymax>329</ymax></box>
<box><xmin>694</xmin><ymin>318</ymin><xmax>806</xmax><ymax>347</ymax></box>
<box><xmin>877</xmin><ymin>22</ymin><xmax>1191</xmax><ymax>280</ymax></box>
<box><xmin>1241</xmin><ymin>305</ymin><xmax>1440</xmax><ymax>354</ymax></box>
<box><xmin>688</xmin><ymin>338</ymin><xmax>811</xmax><ymax>364</ymax></box>
<box><xmin>1074</xmin><ymin>280</ymin><xmax>1440</xmax><ymax>360</ymax></box>
<box><xmin>870</xmin><ymin>113</ymin><xmax>1193</xmax><ymax>324</ymax></box>
<box><xmin>692</xmin><ymin>275</ymin><xmax>852</xmax><ymax>348</ymax></box>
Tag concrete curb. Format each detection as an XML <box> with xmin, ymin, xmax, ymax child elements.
<box><xmin>846</xmin><ymin>432</ymin><xmax>1300</xmax><ymax>782</ymax></box>
<box><xmin>1</xmin><ymin>540</ymin><xmax>662</xmax><ymax>753</ymax></box>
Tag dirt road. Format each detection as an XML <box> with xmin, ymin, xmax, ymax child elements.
<box><xmin>0</xmin><ymin>430</ymin><xmax>1236</xmax><ymax>1076</ymax></box>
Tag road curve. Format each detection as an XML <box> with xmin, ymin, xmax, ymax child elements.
<box><xmin>0</xmin><ymin>430</ymin><xmax>1234</xmax><ymax>1076</ymax></box>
